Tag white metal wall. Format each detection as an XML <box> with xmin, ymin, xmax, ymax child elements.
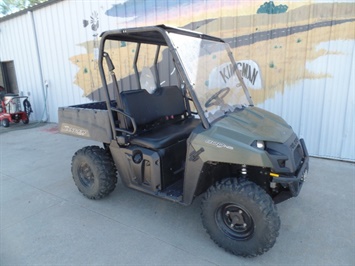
<box><xmin>259</xmin><ymin>39</ymin><xmax>355</xmax><ymax>161</ymax></box>
<box><xmin>0</xmin><ymin>0</ymin><xmax>122</xmax><ymax>122</ymax></box>
<box><xmin>0</xmin><ymin>12</ymin><xmax>44</xmax><ymax>119</ymax></box>
<box><xmin>0</xmin><ymin>0</ymin><xmax>354</xmax><ymax>161</ymax></box>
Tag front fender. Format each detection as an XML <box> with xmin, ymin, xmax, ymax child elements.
<box><xmin>191</xmin><ymin>129</ymin><xmax>274</xmax><ymax>168</ymax></box>
<box><xmin>182</xmin><ymin>127</ymin><xmax>273</xmax><ymax>205</ymax></box>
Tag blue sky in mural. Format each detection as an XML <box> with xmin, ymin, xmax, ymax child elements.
<box><xmin>105</xmin><ymin>0</ymin><xmax>193</xmax><ymax>17</ymax></box>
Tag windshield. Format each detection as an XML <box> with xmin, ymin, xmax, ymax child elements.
<box><xmin>169</xmin><ymin>33</ymin><xmax>252</xmax><ymax>123</ymax></box>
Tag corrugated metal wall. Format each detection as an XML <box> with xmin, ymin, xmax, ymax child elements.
<box><xmin>0</xmin><ymin>0</ymin><xmax>354</xmax><ymax>161</ymax></box>
<box><xmin>0</xmin><ymin>11</ymin><xmax>44</xmax><ymax>118</ymax></box>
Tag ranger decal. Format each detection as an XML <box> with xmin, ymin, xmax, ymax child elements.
<box><xmin>205</xmin><ymin>139</ymin><xmax>234</xmax><ymax>150</ymax></box>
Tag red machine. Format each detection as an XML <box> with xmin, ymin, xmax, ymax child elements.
<box><xmin>0</xmin><ymin>94</ymin><xmax>32</xmax><ymax>127</ymax></box>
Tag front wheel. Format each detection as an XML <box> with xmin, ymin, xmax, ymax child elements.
<box><xmin>2</xmin><ymin>118</ymin><xmax>10</xmax><ymax>127</ymax></box>
<box><xmin>201</xmin><ymin>178</ymin><xmax>280</xmax><ymax>257</ymax></box>
<box><xmin>71</xmin><ymin>146</ymin><xmax>117</xmax><ymax>199</ymax></box>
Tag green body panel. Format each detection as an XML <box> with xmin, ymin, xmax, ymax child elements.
<box><xmin>191</xmin><ymin>106</ymin><xmax>294</xmax><ymax>168</ymax></box>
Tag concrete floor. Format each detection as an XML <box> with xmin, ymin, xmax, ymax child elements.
<box><xmin>0</xmin><ymin>123</ymin><xmax>354</xmax><ymax>265</ymax></box>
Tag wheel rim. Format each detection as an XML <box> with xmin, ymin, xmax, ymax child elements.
<box><xmin>215</xmin><ymin>204</ymin><xmax>254</xmax><ymax>240</ymax></box>
<box><xmin>78</xmin><ymin>162</ymin><xmax>95</xmax><ymax>188</ymax></box>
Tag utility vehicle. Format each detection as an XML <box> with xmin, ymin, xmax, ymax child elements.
<box><xmin>0</xmin><ymin>93</ymin><xmax>31</xmax><ymax>127</ymax></box>
<box><xmin>58</xmin><ymin>25</ymin><xmax>309</xmax><ymax>257</ymax></box>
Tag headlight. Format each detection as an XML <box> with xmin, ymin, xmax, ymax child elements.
<box><xmin>252</xmin><ymin>140</ymin><xmax>265</xmax><ymax>150</ymax></box>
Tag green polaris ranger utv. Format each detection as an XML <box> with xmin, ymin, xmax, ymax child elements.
<box><xmin>58</xmin><ymin>25</ymin><xmax>309</xmax><ymax>257</ymax></box>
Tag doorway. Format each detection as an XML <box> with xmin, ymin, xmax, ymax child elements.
<box><xmin>0</xmin><ymin>61</ymin><xmax>19</xmax><ymax>94</ymax></box>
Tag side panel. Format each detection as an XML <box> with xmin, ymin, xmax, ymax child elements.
<box><xmin>58</xmin><ymin>103</ymin><xmax>112</xmax><ymax>143</ymax></box>
<box><xmin>182</xmin><ymin>125</ymin><xmax>206</xmax><ymax>205</ymax></box>
<box><xmin>109</xmin><ymin>141</ymin><xmax>162</xmax><ymax>192</ymax></box>
<box><xmin>159</xmin><ymin>140</ymin><xmax>187</xmax><ymax>189</ymax></box>
<box><xmin>183</xmin><ymin>147</ymin><xmax>205</xmax><ymax>205</ymax></box>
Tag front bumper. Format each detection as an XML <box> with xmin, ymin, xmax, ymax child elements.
<box><xmin>272</xmin><ymin>139</ymin><xmax>309</xmax><ymax>202</ymax></box>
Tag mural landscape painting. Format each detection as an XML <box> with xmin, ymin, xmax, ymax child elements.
<box><xmin>70</xmin><ymin>1</ymin><xmax>355</xmax><ymax>107</ymax></box>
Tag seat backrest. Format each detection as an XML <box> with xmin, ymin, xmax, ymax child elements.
<box><xmin>120</xmin><ymin>86</ymin><xmax>186</xmax><ymax>129</ymax></box>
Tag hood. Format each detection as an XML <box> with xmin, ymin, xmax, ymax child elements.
<box><xmin>211</xmin><ymin>106</ymin><xmax>294</xmax><ymax>144</ymax></box>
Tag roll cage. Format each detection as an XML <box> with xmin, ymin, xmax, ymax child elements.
<box><xmin>98</xmin><ymin>25</ymin><xmax>253</xmax><ymax>141</ymax></box>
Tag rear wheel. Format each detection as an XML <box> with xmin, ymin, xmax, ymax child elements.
<box><xmin>22</xmin><ymin>118</ymin><xmax>29</xmax><ymax>124</ymax></box>
<box><xmin>2</xmin><ymin>118</ymin><xmax>9</xmax><ymax>127</ymax></box>
<box><xmin>201</xmin><ymin>178</ymin><xmax>280</xmax><ymax>257</ymax></box>
<box><xmin>71</xmin><ymin>146</ymin><xmax>117</xmax><ymax>199</ymax></box>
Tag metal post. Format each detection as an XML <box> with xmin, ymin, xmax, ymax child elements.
<box><xmin>28</xmin><ymin>10</ymin><xmax>49</xmax><ymax>122</ymax></box>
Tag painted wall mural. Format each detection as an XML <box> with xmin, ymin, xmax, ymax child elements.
<box><xmin>70</xmin><ymin>1</ymin><xmax>355</xmax><ymax>106</ymax></box>
<box><xmin>1</xmin><ymin>0</ymin><xmax>352</xmax><ymax>160</ymax></box>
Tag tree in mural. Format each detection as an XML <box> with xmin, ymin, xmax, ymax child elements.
<box><xmin>0</xmin><ymin>0</ymin><xmax>47</xmax><ymax>16</ymax></box>
<box><xmin>257</xmin><ymin>1</ymin><xmax>288</xmax><ymax>14</ymax></box>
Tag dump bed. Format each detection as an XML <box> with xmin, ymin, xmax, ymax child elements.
<box><xmin>58</xmin><ymin>101</ymin><xmax>113</xmax><ymax>144</ymax></box>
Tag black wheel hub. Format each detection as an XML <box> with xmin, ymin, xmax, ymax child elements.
<box><xmin>216</xmin><ymin>204</ymin><xmax>254</xmax><ymax>240</ymax></box>
<box><xmin>78</xmin><ymin>163</ymin><xmax>95</xmax><ymax>188</ymax></box>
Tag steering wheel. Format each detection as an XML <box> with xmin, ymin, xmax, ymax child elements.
<box><xmin>205</xmin><ymin>87</ymin><xmax>230</xmax><ymax>108</ymax></box>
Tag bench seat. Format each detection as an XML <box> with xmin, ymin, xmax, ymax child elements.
<box><xmin>130</xmin><ymin>117</ymin><xmax>200</xmax><ymax>149</ymax></box>
<box><xmin>119</xmin><ymin>86</ymin><xmax>200</xmax><ymax>150</ymax></box>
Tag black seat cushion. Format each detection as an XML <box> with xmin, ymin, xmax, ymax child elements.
<box><xmin>120</xmin><ymin>86</ymin><xmax>186</xmax><ymax>129</ymax></box>
<box><xmin>119</xmin><ymin>86</ymin><xmax>200</xmax><ymax>149</ymax></box>
<box><xmin>130</xmin><ymin>117</ymin><xmax>200</xmax><ymax>149</ymax></box>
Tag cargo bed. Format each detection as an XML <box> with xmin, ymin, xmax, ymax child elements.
<box><xmin>58</xmin><ymin>101</ymin><xmax>115</xmax><ymax>144</ymax></box>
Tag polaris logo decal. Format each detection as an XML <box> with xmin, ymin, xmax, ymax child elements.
<box><xmin>61</xmin><ymin>123</ymin><xmax>90</xmax><ymax>138</ymax></box>
<box><xmin>205</xmin><ymin>139</ymin><xmax>234</xmax><ymax>150</ymax></box>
